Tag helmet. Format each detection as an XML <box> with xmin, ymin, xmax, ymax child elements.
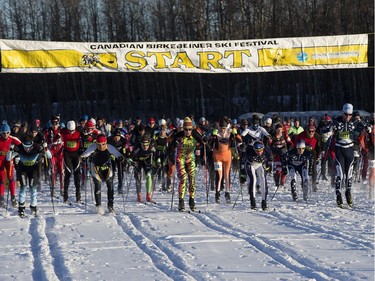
<box><xmin>67</xmin><ymin>121</ymin><xmax>76</xmax><ymax>131</ymax></box>
<box><xmin>343</xmin><ymin>103</ymin><xmax>353</xmax><ymax>114</ymax></box>
<box><xmin>253</xmin><ymin>141</ymin><xmax>264</xmax><ymax>152</ymax></box>
<box><xmin>296</xmin><ymin>140</ymin><xmax>306</xmax><ymax>149</ymax></box>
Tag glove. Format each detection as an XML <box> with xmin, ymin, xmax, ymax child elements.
<box><xmin>315</xmin><ymin>159</ymin><xmax>320</xmax><ymax>166</ymax></box>
<box><xmin>156</xmin><ymin>158</ymin><xmax>161</xmax><ymax>168</ymax></box>
<box><xmin>43</xmin><ymin>142</ymin><xmax>48</xmax><ymax>148</ymax></box>
<box><xmin>231</xmin><ymin>128</ymin><xmax>237</xmax><ymax>135</ymax></box>
<box><xmin>110</xmin><ymin>155</ymin><xmax>116</xmax><ymax>161</ymax></box>
<box><xmin>212</xmin><ymin>129</ymin><xmax>218</xmax><ymax>136</ymax></box>
<box><xmin>240</xmin><ymin>174</ymin><xmax>246</xmax><ymax>184</ymax></box>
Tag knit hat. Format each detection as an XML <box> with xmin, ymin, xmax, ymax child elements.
<box><xmin>1</xmin><ymin>124</ymin><xmax>10</xmax><ymax>133</ymax></box>
<box><xmin>183</xmin><ymin>117</ymin><xmax>193</xmax><ymax>129</ymax></box>
<box><xmin>342</xmin><ymin>103</ymin><xmax>353</xmax><ymax>114</ymax></box>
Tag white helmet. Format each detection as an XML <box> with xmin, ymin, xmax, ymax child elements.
<box><xmin>265</xmin><ymin>118</ymin><xmax>272</xmax><ymax>125</ymax></box>
<box><xmin>342</xmin><ymin>103</ymin><xmax>353</xmax><ymax>114</ymax></box>
<box><xmin>296</xmin><ymin>139</ymin><xmax>306</xmax><ymax>149</ymax></box>
<box><xmin>67</xmin><ymin>120</ymin><xmax>76</xmax><ymax>131</ymax></box>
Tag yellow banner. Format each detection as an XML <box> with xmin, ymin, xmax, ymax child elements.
<box><xmin>0</xmin><ymin>34</ymin><xmax>368</xmax><ymax>73</ymax></box>
<box><xmin>258</xmin><ymin>45</ymin><xmax>368</xmax><ymax>67</ymax></box>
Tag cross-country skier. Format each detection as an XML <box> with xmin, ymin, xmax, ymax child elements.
<box><xmin>0</xmin><ymin>123</ymin><xmax>21</xmax><ymax>208</ymax></box>
<box><xmin>244</xmin><ymin>140</ymin><xmax>273</xmax><ymax>210</ymax></box>
<box><xmin>285</xmin><ymin>139</ymin><xmax>313</xmax><ymax>202</ymax></box>
<box><xmin>168</xmin><ymin>117</ymin><xmax>206</xmax><ymax>211</ymax></box>
<box><xmin>80</xmin><ymin>134</ymin><xmax>124</xmax><ymax>214</ymax></box>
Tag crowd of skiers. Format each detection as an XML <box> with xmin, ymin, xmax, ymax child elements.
<box><xmin>0</xmin><ymin>102</ymin><xmax>373</xmax><ymax>216</ymax></box>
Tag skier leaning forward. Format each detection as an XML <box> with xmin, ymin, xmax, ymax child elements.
<box><xmin>15</xmin><ymin>136</ymin><xmax>51</xmax><ymax>217</ymax></box>
<box><xmin>244</xmin><ymin>140</ymin><xmax>273</xmax><ymax>210</ymax></box>
<box><xmin>80</xmin><ymin>134</ymin><xmax>124</xmax><ymax>214</ymax></box>
<box><xmin>168</xmin><ymin>117</ymin><xmax>206</xmax><ymax>212</ymax></box>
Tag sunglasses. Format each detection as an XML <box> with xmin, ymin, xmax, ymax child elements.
<box><xmin>344</xmin><ymin>113</ymin><xmax>352</xmax><ymax>116</ymax></box>
<box><xmin>184</xmin><ymin>128</ymin><xmax>192</xmax><ymax>131</ymax></box>
<box><xmin>308</xmin><ymin>130</ymin><xmax>315</xmax><ymax>133</ymax></box>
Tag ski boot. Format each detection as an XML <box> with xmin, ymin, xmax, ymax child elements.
<box><xmin>108</xmin><ymin>204</ymin><xmax>115</xmax><ymax>214</ymax></box>
<box><xmin>137</xmin><ymin>192</ymin><xmax>143</xmax><ymax>203</ymax></box>
<box><xmin>224</xmin><ymin>192</ymin><xmax>231</xmax><ymax>204</ymax></box>
<box><xmin>11</xmin><ymin>195</ymin><xmax>17</xmax><ymax>208</ymax></box>
<box><xmin>261</xmin><ymin>200</ymin><xmax>268</xmax><ymax>211</ymax></box>
<box><xmin>178</xmin><ymin>198</ymin><xmax>185</xmax><ymax>211</ymax></box>
<box><xmin>30</xmin><ymin>205</ymin><xmax>37</xmax><ymax>216</ymax></box>
<box><xmin>146</xmin><ymin>192</ymin><xmax>152</xmax><ymax>203</ymax></box>
<box><xmin>18</xmin><ymin>203</ymin><xmax>26</xmax><ymax>218</ymax></box>
<box><xmin>250</xmin><ymin>198</ymin><xmax>257</xmax><ymax>210</ymax></box>
<box><xmin>0</xmin><ymin>196</ymin><xmax>5</xmax><ymax>208</ymax></box>
<box><xmin>189</xmin><ymin>197</ymin><xmax>196</xmax><ymax>211</ymax></box>
<box><xmin>345</xmin><ymin>189</ymin><xmax>353</xmax><ymax>207</ymax></box>
<box><xmin>336</xmin><ymin>194</ymin><xmax>344</xmax><ymax>208</ymax></box>
<box><xmin>215</xmin><ymin>191</ymin><xmax>220</xmax><ymax>204</ymax></box>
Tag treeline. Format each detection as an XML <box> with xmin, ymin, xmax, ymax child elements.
<box><xmin>0</xmin><ymin>0</ymin><xmax>373</xmax><ymax>122</ymax></box>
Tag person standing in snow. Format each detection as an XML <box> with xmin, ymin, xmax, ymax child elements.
<box><xmin>128</xmin><ymin>134</ymin><xmax>156</xmax><ymax>203</ymax></box>
<box><xmin>285</xmin><ymin>139</ymin><xmax>313</xmax><ymax>202</ymax></box>
<box><xmin>244</xmin><ymin>140</ymin><xmax>273</xmax><ymax>210</ymax></box>
<box><xmin>331</xmin><ymin>103</ymin><xmax>363</xmax><ymax>208</ymax></box>
<box><xmin>168</xmin><ymin>117</ymin><xmax>206</xmax><ymax>211</ymax></box>
<box><xmin>80</xmin><ymin>134</ymin><xmax>124</xmax><ymax>214</ymax></box>
<box><xmin>0</xmin><ymin>123</ymin><xmax>21</xmax><ymax>208</ymax></box>
<box><xmin>15</xmin><ymin>136</ymin><xmax>50</xmax><ymax>217</ymax></box>
<box><xmin>208</xmin><ymin>117</ymin><xmax>242</xmax><ymax>204</ymax></box>
<box><xmin>60</xmin><ymin>120</ymin><xmax>82</xmax><ymax>203</ymax></box>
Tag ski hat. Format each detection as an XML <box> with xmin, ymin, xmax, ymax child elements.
<box><xmin>1</xmin><ymin>123</ymin><xmax>10</xmax><ymax>133</ymax></box>
<box><xmin>253</xmin><ymin>141</ymin><xmax>264</xmax><ymax>151</ymax></box>
<box><xmin>141</xmin><ymin>134</ymin><xmax>151</xmax><ymax>144</ymax></box>
<box><xmin>199</xmin><ymin>117</ymin><xmax>206</xmax><ymax>123</ymax></box>
<box><xmin>183</xmin><ymin>117</ymin><xmax>193</xmax><ymax>129</ymax></box>
<box><xmin>342</xmin><ymin>103</ymin><xmax>353</xmax><ymax>114</ymax></box>
<box><xmin>86</xmin><ymin>120</ymin><xmax>95</xmax><ymax>129</ymax></box>
<box><xmin>67</xmin><ymin>120</ymin><xmax>76</xmax><ymax>131</ymax></box>
<box><xmin>296</xmin><ymin>139</ymin><xmax>306</xmax><ymax>149</ymax></box>
<box><xmin>97</xmin><ymin>134</ymin><xmax>107</xmax><ymax>143</ymax></box>
<box><xmin>159</xmin><ymin>119</ymin><xmax>167</xmax><ymax>126</ymax></box>
<box><xmin>51</xmin><ymin>115</ymin><xmax>60</xmax><ymax>123</ymax></box>
<box><xmin>89</xmin><ymin>118</ymin><xmax>96</xmax><ymax>125</ymax></box>
<box><xmin>149</xmin><ymin>117</ymin><xmax>155</xmax><ymax>124</ymax></box>
<box><xmin>265</xmin><ymin>118</ymin><xmax>272</xmax><ymax>125</ymax></box>
<box><xmin>114</xmin><ymin>129</ymin><xmax>122</xmax><ymax>136</ymax></box>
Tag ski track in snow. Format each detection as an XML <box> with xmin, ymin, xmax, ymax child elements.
<box><xmin>114</xmin><ymin>213</ymin><xmax>197</xmax><ymax>281</ymax></box>
<box><xmin>0</xmin><ymin>168</ymin><xmax>373</xmax><ymax>281</ymax></box>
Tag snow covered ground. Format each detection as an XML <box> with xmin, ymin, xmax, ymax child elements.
<box><xmin>0</xmin><ymin>168</ymin><xmax>373</xmax><ymax>281</ymax></box>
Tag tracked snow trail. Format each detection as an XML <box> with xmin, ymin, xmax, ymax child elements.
<box><xmin>0</xmin><ymin>170</ymin><xmax>373</xmax><ymax>281</ymax></box>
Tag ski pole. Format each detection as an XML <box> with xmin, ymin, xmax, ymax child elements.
<box><xmin>204</xmin><ymin>143</ymin><xmax>209</xmax><ymax>205</ymax></box>
<box><xmin>119</xmin><ymin>161</ymin><xmax>126</xmax><ymax>213</ymax></box>
<box><xmin>270</xmin><ymin>184</ymin><xmax>281</xmax><ymax>201</ymax></box>
<box><xmin>232</xmin><ymin>182</ymin><xmax>243</xmax><ymax>209</ymax></box>
<box><xmin>124</xmin><ymin>167</ymin><xmax>133</xmax><ymax>212</ymax></box>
